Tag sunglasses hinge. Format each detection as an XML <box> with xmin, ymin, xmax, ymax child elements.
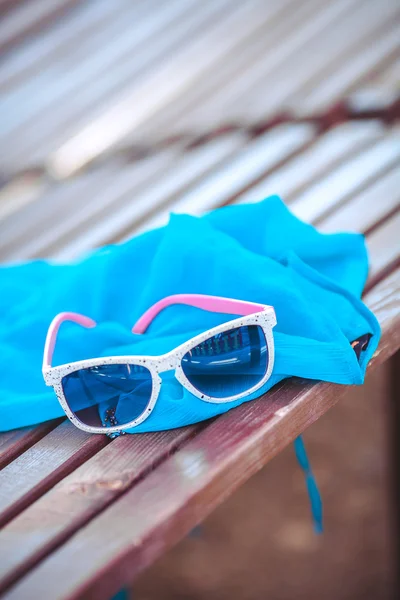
<box><xmin>106</xmin><ymin>430</ymin><xmax>127</xmax><ymax>439</ymax></box>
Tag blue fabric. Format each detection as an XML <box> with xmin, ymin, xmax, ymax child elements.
<box><xmin>0</xmin><ymin>196</ymin><xmax>380</xmax><ymax>432</ymax></box>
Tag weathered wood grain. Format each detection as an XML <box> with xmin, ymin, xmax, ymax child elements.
<box><xmin>127</xmin><ymin>123</ymin><xmax>316</xmax><ymax>237</ymax></box>
<box><xmin>173</xmin><ymin>0</ymin><xmax>356</xmax><ymax>132</ymax></box>
<box><xmin>290</xmin><ymin>131</ymin><xmax>400</xmax><ymax>223</ymax></box>
<box><xmin>0</xmin><ymin>426</ymin><xmax>198</xmax><ymax>594</ymax></box>
<box><xmin>0</xmin><ymin>0</ymin><xmax>235</xmax><ymax>174</ymax></box>
<box><xmin>3</xmin><ymin>268</ymin><xmax>398</xmax><ymax>600</ymax></box>
<box><xmin>292</xmin><ymin>20</ymin><xmax>400</xmax><ymax>118</ymax></box>
<box><xmin>238</xmin><ymin>0</ymin><xmax>399</xmax><ymax>123</ymax></box>
<box><xmin>234</xmin><ymin>120</ymin><xmax>383</xmax><ymax>206</ymax></box>
<box><xmin>0</xmin><ymin>420</ymin><xmax>62</xmax><ymax>470</ymax></box>
<box><xmin>0</xmin><ymin>0</ymin><xmax>129</xmax><ymax>91</ymax></box>
<box><xmin>319</xmin><ymin>166</ymin><xmax>400</xmax><ymax>235</ymax></box>
<box><xmin>0</xmin><ymin>0</ymin><xmax>82</xmax><ymax>56</ymax></box>
<box><xmin>0</xmin><ymin>421</ymin><xmax>108</xmax><ymax>528</ymax></box>
<box><xmin>366</xmin><ymin>211</ymin><xmax>400</xmax><ymax>289</ymax></box>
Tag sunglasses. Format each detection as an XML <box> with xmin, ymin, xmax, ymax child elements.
<box><xmin>43</xmin><ymin>294</ymin><xmax>276</xmax><ymax>437</ymax></box>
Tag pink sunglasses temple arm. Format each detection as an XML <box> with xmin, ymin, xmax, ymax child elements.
<box><xmin>132</xmin><ymin>294</ymin><xmax>272</xmax><ymax>334</ymax></box>
<box><xmin>43</xmin><ymin>312</ymin><xmax>97</xmax><ymax>369</ymax></box>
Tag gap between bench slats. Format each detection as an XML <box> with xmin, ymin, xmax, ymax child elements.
<box><xmin>2</xmin><ymin>265</ymin><xmax>398</xmax><ymax>600</ymax></box>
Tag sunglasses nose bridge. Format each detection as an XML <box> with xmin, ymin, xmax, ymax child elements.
<box><xmin>156</xmin><ymin>351</ymin><xmax>181</xmax><ymax>375</ymax></box>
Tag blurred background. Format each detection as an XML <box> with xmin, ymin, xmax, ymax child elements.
<box><xmin>0</xmin><ymin>0</ymin><xmax>399</xmax><ymax>598</ymax></box>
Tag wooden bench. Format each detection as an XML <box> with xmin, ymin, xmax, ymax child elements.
<box><xmin>0</xmin><ymin>1</ymin><xmax>399</xmax><ymax>598</ymax></box>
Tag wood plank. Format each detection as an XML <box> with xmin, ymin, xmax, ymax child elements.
<box><xmin>0</xmin><ymin>0</ymin><xmax>130</xmax><ymax>91</ymax></box>
<box><xmin>4</xmin><ymin>267</ymin><xmax>398</xmax><ymax>600</ymax></box>
<box><xmin>290</xmin><ymin>131</ymin><xmax>400</xmax><ymax>223</ymax></box>
<box><xmin>237</xmin><ymin>0</ymin><xmax>399</xmax><ymax>124</ymax></box>
<box><xmin>36</xmin><ymin>1</ymin><xmax>308</xmax><ymax>178</ymax></box>
<box><xmin>0</xmin><ymin>421</ymin><xmax>108</xmax><ymax>528</ymax></box>
<box><xmin>293</xmin><ymin>21</ymin><xmax>400</xmax><ymax>117</ymax></box>
<box><xmin>1</xmin><ymin>148</ymin><xmax>184</xmax><ymax>261</ymax></box>
<box><xmin>0</xmin><ymin>174</ymin><xmax>47</xmax><ymax>221</ymax></box>
<box><xmin>118</xmin><ymin>0</ymin><xmax>305</xmax><ymax>141</ymax></box>
<box><xmin>346</xmin><ymin>57</ymin><xmax>400</xmax><ymax>116</ymax></box>
<box><xmin>41</xmin><ymin>0</ymin><xmax>291</xmax><ymax>147</ymax></box>
<box><xmin>172</xmin><ymin>0</ymin><xmax>357</xmax><ymax>133</ymax></box>
<box><xmin>52</xmin><ymin>133</ymin><xmax>247</xmax><ymax>261</ymax></box>
<box><xmin>0</xmin><ymin>0</ymin><xmax>200</xmax><ymax>140</ymax></box>
<box><xmin>366</xmin><ymin>210</ymin><xmax>400</xmax><ymax>289</ymax></box>
<box><xmin>0</xmin><ymin>0</ymin><xmax>82</xmax><ymax>56</ymax></box>
<box><xmin>0</xmin><ymin>420</ymin><xmax>61</xmax><ymax>470</ymax></box>
<box><xmin>130</xmin><ymin>123</ymin><xmax>316</xmax><ymax>236</ymax></box>
<box><xmin>234</xmin><ymin>120</ymin><xmax>383</xmax><ymax>205</ymax></box>
<box><xmin>0</xmin><ymin>427</ymin><xmax>197</xmax><ymax>594</ymax></box>
<box><xmin>0</xmin><ymin>0</ymin><xmax>233</xmax><ymax>175</ymax></box>
<box><xmin>319</xmin><ymin>166</ymin><xmax>400</xmax><ymax>235</ymax></box>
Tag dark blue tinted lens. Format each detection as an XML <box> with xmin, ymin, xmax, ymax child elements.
<box><xmin>62</xmin><ymin>364</ymin><xmax>152</xmax><ymax>428</ymax></box>
<box><xmin>181</xmin><ymin>325</ymin><xmax>268</xmax><ymax>399</ymax></box>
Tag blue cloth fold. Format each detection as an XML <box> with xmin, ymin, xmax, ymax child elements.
<box><xmin>0</xmin><ymin>196</ymin><xmax>380</xmax><ymax>431</ymax></box>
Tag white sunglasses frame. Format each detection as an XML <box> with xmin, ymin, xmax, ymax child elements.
<box><xmin>43</xmin><ymin>297</ymin><xmax>276</xmax><ymax>437</ymax></box>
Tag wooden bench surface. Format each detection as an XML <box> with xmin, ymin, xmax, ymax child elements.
<box><xmin>0</xmin><ymin>1</ymin><xmax>399</xmax><ymax>598</ymax></box>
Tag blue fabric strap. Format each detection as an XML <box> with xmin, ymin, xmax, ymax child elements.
<box><xmin>294</xmin><ymin>436</ymin><xmax>323</xmax><ymax>534</ymax></box>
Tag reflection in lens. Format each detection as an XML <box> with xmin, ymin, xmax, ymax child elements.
<box><xmin>62</xmin><ymin>363</ymin><xmax>153</xmax><ymax>428</ymax></box>
<box><xmin>181</xmin><ymin>325</ymin><xmax>268</xmax><ymax>398</ymax></box>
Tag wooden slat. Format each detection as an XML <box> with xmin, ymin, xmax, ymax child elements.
<box><xmin>0</xmin><ymin>0</ymin><xmax>130</xmax><ymax>91</ymax></box>
<box><xmin>3</xmin><ymin>266</ymin><xmax>398</xmax><ymax>600</ymax></box>
<box><xmin>235</xmin><ymin>0</ymin><xmax>399</xmax><ymax>124</ymax></box>
<box><xmin>293</xmin><ymin>21</ymin><xmax>400</xmax><ymax>117</ymax></box>
<box><xmin>0</xmin><ymin>0</ymin><xmax>200</xmax><ymax>139</ymax></box>
<box><xmin>290</xmin><ymin>131</ymin><xmax>400</xmax><ymax>223</ymax></box>
<box><xmin>130</xmin><ymin>123</ymin><xmax>316</xmax><ymax>237</ymax></box>
<box><xmin>0</xmin><ymin>0</ymin><xmax>81</xmax><ymax>56</ymax></box>
<box><xmin>44</xmin><ymin>0</ymin><xmax>291</xmax><ymax>147</ymax></box>
<box><xmin>0</xmin><ymin>165</ymin><xmax>120</xmax><ymax>258</ymax></box>
<box><xmin>172</xmin><ymin>0</ymin><xmax>357</xmax><ymax>132</ymax></box>
<box><xmin>52</xmin><ymin>133</ymin><xmax>247</xmax><ymax>261</ymax></box>
<box><xmin>0</xmin><ymin>0</ymin><xmax>235</xmax><ymax>175</ymax></box>
<box><xmin>0</xmin><ymin>426</ymin><xmax>197</xmax><ymax>594</ymax></box>
<box><xmin>346</xmin><ymin>54</ymin><xmax>400</xmax><ymax>117</ymax></box>
<box><xmin>0</xmin><ymin>149</ymin><xmax>184</xmax><ymax>260</ymax></box>
<box><xmin>35</xmin><ymin>1</ymin><xmax>307</xmax><ymax>178</ymax></box>
<box><xmin>234</xmin><ymin>120</ymin><xmax>383</xmax><ymax>205</ymax></box>
<box><xmin>319</xmin><ymin>166</ymin><xmax>400</xmax><ymax>235</ymax></box>
<box><xmin>120</xmin><ymin>0</ymin><xmax>310</xmax><ymax>141</ymax></box>
<box><xmin>0</xmin><ymin>174</ymin><xmax>47</xmax><ymax>221</ymax></box>
<box><xmin>0</xmin><ymin>421</ymin><xmax>108</xmax><ymax>528</ymax></box>
<box><xmin>366</xmin><ymin>211</ymin><xmax>400</xmax><ymax>288</ymax></box>
<box><xmin>0</xmin><ymin>420</ymin><xmax>62</xmax><ymax>470</ymax></box>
